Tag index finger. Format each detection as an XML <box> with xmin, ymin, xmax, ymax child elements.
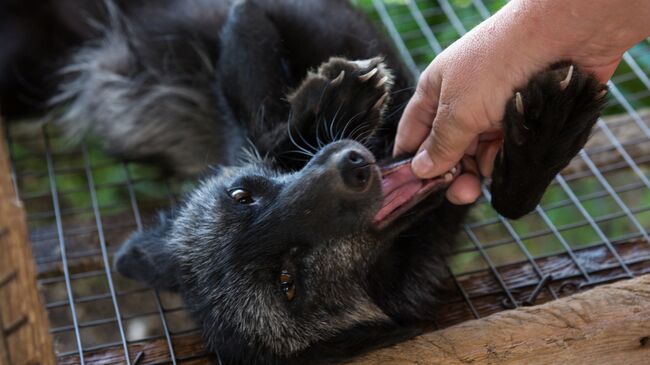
<box><xmin>393</xmin><ymin>72</ymin><xmax>441</xmax><ymax>156</ymax></box>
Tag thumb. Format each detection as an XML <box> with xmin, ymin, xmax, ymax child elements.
<box><xmin>411</xmin><ymin>107</ymin><xmax>478</xmax><ymax>179</ymax></box>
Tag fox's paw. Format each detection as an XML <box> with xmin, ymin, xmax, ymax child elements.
<box><xmin>288</xmin><ymin>57</ymin><xmax>393</xmax><ymax>142</ymax></box>
<box><xmin>491</xmin><ymin>62</ymin><xmax>607</xmax><ymax>218</ymax></box>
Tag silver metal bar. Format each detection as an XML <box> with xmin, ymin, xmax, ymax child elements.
<box><xmin>81</xmin><ymin>145</ymin><xmax>131</xmax><ymax>364</ymax></box>
<box><xmin>372</xmin><ymin>0</ymin><xmax>421</xmax><ymax>78</ymax></box>
<box><xmin>42</xmin><ymin>126</ymin><xmax>85</xmax><ymax>364</ymax></box>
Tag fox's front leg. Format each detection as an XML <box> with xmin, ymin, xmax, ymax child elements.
<box><xmin>490</xmin><ymin>62</ymin><xmax>607</xmax><ymax>218</ymax></box>
<box><xmin>217</xmin><ymin>1</ymin><xmax>294</xmax><ymax>152</ymax></box>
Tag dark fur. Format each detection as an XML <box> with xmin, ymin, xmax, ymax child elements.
<box><xmin>1</xmin><ymin>0</ymin><xmax>606</xmax><ymax>363</ymax></box>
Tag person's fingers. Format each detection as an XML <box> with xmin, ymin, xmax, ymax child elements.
<box><xmin>446</xmin><ymin>174</ymin><xmax>482</xmax><ymax>204</ymax></box>
<box><xmin>393</xmin><ymin>70</ymin><xmax>442</xmax><ymax>156</ymax></box>
<box><xmin>478</xmin><ymin>130</ymin><xmax>503</xmax><ymax>142</ymax></box>
<box><xmin>477</xmin><ymin>139</ymin><xmax>503</xmax><ymax>178</ymax></box>
<box><xmin>585</xmin><ymin>58</ymin><xmax>621</xmax><ymax>84</ymax></box>
<box><xmin>446</xmin><ymin>155</ymin><xmax>481</xmax><ymax>204</ymax></box>
<box><xmin>465</xmin><ymin>135</ymin><xmax>479</xmax><ymax>156</ymax></box>
<box><xmin>411</xmin><ymin>105</ymin><xmax>479</xmax><ymax>179</ymax></box>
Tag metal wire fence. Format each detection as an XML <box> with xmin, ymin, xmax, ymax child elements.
<box><xmin>4</xmin><ymin>0</ymin><xmax>650</xmax><ymax>363</ymax></box>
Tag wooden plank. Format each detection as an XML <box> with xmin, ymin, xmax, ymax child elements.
<box><xmin>57</xmin><ymin>333</ymin><xmax>210</xmax><ymax>365</ymax></box>
<box><xmin>0</xmin><ymin>311</ymin><xmax>10</xmax><ymax>365</ymax></box>
<box><xmin>54</xmin><ymin>274</ymin><xmax>650</xmax><ymax>364</ymax></box>
<box><xmin>0</xmin><ymin>118</ymin><xmax>56</xmax><ymax>365</ymax></box>
<box><xmin>347</xmin><ymin>274</ymin><xmax>650</xmax><ymax>365</ymax></box>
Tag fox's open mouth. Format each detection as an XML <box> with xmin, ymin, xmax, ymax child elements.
<box><xmin>373</xmin><ymin>159</ymin><xmax>461</xmax><ymax>229</ymax></box>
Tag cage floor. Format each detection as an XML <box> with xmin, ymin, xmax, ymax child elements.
<box><xmin>5</xmin><ymin>0</ymin><xmax>650</xmax><ymax>364</ymax></box>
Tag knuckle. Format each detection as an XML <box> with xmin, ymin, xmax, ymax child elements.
<box><xmin>428</xmin><ymin>105</ymin><xmax>478</xmax><ymax>162</ymax></box>
<box><xmin>451</xmin><ymin>108</ymin><xmax>478</xmax><ymax>130</ymax></box>
<box><xmin>428</xmin><ymin>127</ymin><xmax>456</xmax><ymax>160</ymax></box>
<box><xmin>451</xmin><ymin>107</ymin><xmax>485</xmax><ymax>135</ymax></box>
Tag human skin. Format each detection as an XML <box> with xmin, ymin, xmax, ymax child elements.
<box><xmin>393</xmin><ymin>0</ymin><xmax>650</xmax><ymax>204</ymax></box>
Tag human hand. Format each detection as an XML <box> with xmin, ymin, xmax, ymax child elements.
<box><xmin>393</xmin><ymin>0</ymin><xmax>649</xmax><ymax>205</ymax></box>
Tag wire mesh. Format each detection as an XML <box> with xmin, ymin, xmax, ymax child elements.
<box><xmin>6</xmin><ymin>124</ymin><xmax>203</xmax><ymax>363</ymax></box>
<box><xmin>359</xmin><ymin>0</ymin><xmax>650</xmax><ymax>318</ymax></box>
<box><xmin>4</xmin><ymin>0</ymin><xmax>650</xmax><ymax>363</ymax></box>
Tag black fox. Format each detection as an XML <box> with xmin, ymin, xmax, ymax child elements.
<box><xmin>0</xmin><ymin>0</ymin><xmax>606</xmax><ymax>363</ymax></box>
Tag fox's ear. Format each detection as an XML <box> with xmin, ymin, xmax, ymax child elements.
<box><xmin>114</xmin><ymin>213</ymin><xmax>179</xmax><ymax>291</ymax></box>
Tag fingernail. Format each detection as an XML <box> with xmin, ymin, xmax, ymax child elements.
<box><xmin>412</xmin><ymin>150</ymin><xmax>434</xmax><ymax>177</ymax></box>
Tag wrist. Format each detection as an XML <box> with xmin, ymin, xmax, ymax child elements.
<box><xmin>506</xmin><ymin>0</ymin><xmax>650</xmax><ymax>77</ymax></box>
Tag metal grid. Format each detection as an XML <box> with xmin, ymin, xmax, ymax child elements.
<box><xmin>7</xmin><ymin>124</ymin><xmax>203</xmax><ymax>363</ymax></box>
<box><xmin>4</xmin><ymin>0</ymin><xmax>650</xmax><ymax>363</ymax></box>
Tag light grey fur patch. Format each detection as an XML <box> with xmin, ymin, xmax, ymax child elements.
<box><xmin>50</xmin><ymin>1</ymin><xmax>243</xmax><ymax>176</ymax></box>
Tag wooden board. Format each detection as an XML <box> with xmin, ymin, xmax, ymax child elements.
<box><xmin>347</xmin><ymin>274</ymin><xmax>650</xmax><ymax>365</ymax></box>
<box><xmin>57</xmin><ymin>333</ymin><xmax>209</xmax><ymax>365</ymax></box>
<box><xmin>54</xmin><ymin>274</ymin><xmax>650</xmax><ymax>364</ymax></box>
<box><xmin>0</xmin><ymin>118</ymin><xmax>56</xmax><ymax>365</ymax></box>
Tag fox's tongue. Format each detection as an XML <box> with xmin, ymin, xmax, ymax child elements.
<box><xmin>374</xmin><ymin>163</ymin><xmax>424</xmax><ymax>222</ymax></box>
<box><xmin>373</xmin><ymin>159</ymin><xmax>460</xmax><ymax>228</ymax></box>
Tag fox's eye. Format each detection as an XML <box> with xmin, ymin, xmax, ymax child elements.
<box><xmin>279</xmin><ymin>270</ymin><xmax>295</xmax><ymax>301</ymax></box>
<box><xmin>230</xmin><ymin>189</ymin><xmax>254</xmax><ymax>204</ymax></box>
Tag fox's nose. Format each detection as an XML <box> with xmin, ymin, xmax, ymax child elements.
<box><xmin>337</xmin><ymin>149</ymin><xmax>373</xmax><ymax>190</ymax></box>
